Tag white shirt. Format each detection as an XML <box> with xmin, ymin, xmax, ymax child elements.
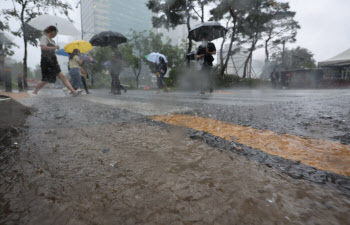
<box><xmin>40</xmin><ymin>35</ymin><xmax>56</xmax><ymax>46</ymax></box>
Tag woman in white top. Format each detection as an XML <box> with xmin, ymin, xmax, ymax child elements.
<box><xmin>33</xmin><ymin>26</ymin><xmax>81</xmax><ymax>96</ymax></box>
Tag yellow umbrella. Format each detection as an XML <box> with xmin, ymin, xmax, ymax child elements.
<box><xmin>64</xmin><ymin>40</ymin><xmax>93</xmax><ymax>53</ymax></box>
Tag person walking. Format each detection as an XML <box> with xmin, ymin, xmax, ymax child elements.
<box><xmin>68</xmin><ymin>49</ymin><xmax>84</xmax><ymax>92</ymax></box>
<box><xmin>155</xmin><ymin>56</ymin><xmax>168</xmax><ymax>93</ymax></box>
<box><xmin>196</xmin><ymin>33</ymin><xmax>216</xmax><ymax>94</ymax></box>
<box><xmin>79</xmin><ymin>63</ymin><xmax>90</xmax><ymax>94</ymax></box>
<box><xmin>110</xmin><ymin>46</ymin><xmax>123</xmax><ymax>95</ymax></box>
<box><xmin>33</xmin><ymin>26</ymin><xmax>81</xmax><ymax>96</ymax></box>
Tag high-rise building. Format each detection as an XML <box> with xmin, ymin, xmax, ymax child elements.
<box><xmin>81</xmin><ymin>0</ymin><xmax>153</xmax><ymax>41</ymax></box>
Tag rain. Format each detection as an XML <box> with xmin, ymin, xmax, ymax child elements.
<box><xmin>1</xmin><ymin>0</ymin><xmax>350</xmax><ymax>224</ymax></box>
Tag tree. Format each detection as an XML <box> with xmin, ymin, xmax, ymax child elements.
<box><xmin>120</xmin><ymin>30</ymin><xmax>187</xmax><ymax>88</ymax></box>
<box><xmin>216</xmin><ymin>15</ymin><xmax>232</xmax><ymax>72</ymax></box>
<box><xmin>263</xmin><ymin>2</ymin><xmax>299</xmax><ymax>63</ymax></box>
<box><xmin>211</xmin><ymin>0</ymin><xmax>259</xmax><ymax>77</ymax></box>
<box><xmin>270</xmin><ymin>46</ymin><xmax>316</xmax><ymax>69</ymax></box>
<box><xmin>0</xmin><ymin>12</ymin><xmax>17</xmax><ymax>67</ymax></box>
<box><xmin>239</xmin><ymin>0</ymin><xmax>279</xmax><ymax>78</ymax></box>
<box><xmin>119</xmin><ymin>30</ymin><xmax>149</xmax><ymax>88</ymax></box>
<box><xmin>1</xmin><ymin>0</ymin><xmax>73</xmax><ymax>90</ymax></box>
<box><xmin>147</xmin><ymin>0</ymin><xmax>214</xmax><ymax>56</ymax></box>
<box><xmin>210</xmin><ymin>0</ymin><xmax>298</xmax><ymax>78</ymax></box>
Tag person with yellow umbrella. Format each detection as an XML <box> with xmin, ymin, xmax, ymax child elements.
<box><xmin>64</xmin><ymin>40</ymin><xmax>93</xmax><ymax>94</ymax></box>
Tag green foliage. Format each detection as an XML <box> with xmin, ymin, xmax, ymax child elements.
<box><xmin>147</xmin><ymin>0</ymin><xmax>215</xmax><ymax>54</ymax></box>
<box><xmin>1</xmin><ymin>43</ymin><xmax>17</xmax><ymax>57</ymax></box>
<box><xmin>168</xmin><ymin>66</ymin><xmax>187</xmax><ymax>86</ymax></box>
<box><xmin>84</xmin><ymin>30</ymin><xmax>187</xmax><ymax>88</ymax></box>
<box><xmin>169</xmin><ymin>67</ymin><xmax>180</xmax><ymax>85</ymax></box>
<box><xmin>1</xmin><ymin>0</ymin><xmax>73</xmax><ymax>89</ymax></box>
<box><xmin>270</xmin><ymin>46</ymin><xmax>317</xmax><ymax>69</ymax></box>
<box><xmin>119</xmin><ymin>30</ymin><xmax>187</xmax><ymax>87</ymax></box>
<box><xmin>164</xmin><ymin>77</ymin><xmax>173</xmax><ymax>87</ymax></box>
<box><xmin>147</xmin><ymin>0</ymin><xmax>187</xmax><ymax>29</ymax></box>
<box><xmin>210</xmin><ymin>0</ymin><xmax>300</xmax><ymax>77</ymax></box>
<box><xmin>86</xmin><ymin>47</ymin><xmax>112</xmax><ymax>74</ymax></box>
<box><xmin>90</xmin><ymin>71</ymin><xmax>111</xmax><ymax>89</ymax></box>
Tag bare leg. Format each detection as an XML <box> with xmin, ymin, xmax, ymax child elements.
<box><xmin>33</xmin><ymin>81</ymin><xmax>48</xmax><ymax>94</ymax></box>
<box><xmin>57</xmin><ymin>72</ymin><xmax>76</xmax><ymax>94</ymax></box>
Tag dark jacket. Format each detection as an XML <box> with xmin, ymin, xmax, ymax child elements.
<box><xmin>197</xmin><ymin>42</ymin><xmax>216</xmax><ymax>67</ymax></box>
<box><xmin>156</xmin><ymin>57</ymin><xmax>167</xmax><ymax>74</ymax></box>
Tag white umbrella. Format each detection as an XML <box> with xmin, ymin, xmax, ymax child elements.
<box><xmin>146</xmin><ymin>52</ymin><xmax>168</xmax><ymax>64</ymax></box>
<box><xmin>28</xmin><ymin>14</ymin><xmax>80</xmax><ymax>36</ymax></box>
<box><xmin>0</xmin><ymin>31</ymin><xmax>14</xmax><ymax>44</ymax></box>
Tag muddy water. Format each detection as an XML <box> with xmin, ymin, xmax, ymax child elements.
<box><xmin>2</xmin><ymin>117</ymin><xmax>350</xmax><ymax>224</ymax></box>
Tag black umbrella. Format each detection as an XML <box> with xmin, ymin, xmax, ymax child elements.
<box><xmin>90</xmin><ymin>31</ymin><xmax>127</xmax><ymax>47</ymax></box>
<box><xmin>189</xmin><ymin>22</ymin><xmax>228</xmax><ymax>42</ymax></box>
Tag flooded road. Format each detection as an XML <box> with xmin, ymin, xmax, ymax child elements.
<box><xmin>1</xmin><ymin>95</ymin><xmax>350</xmax><ymax>224</ymax></box>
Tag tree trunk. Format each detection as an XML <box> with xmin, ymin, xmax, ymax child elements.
<box><xmin>243</xmin><ymin>52</ymin><xmax>252</xmax><ymax>78</ymax></box>
<box><xmin>186</xmin><ymin>4</ymin><xmax>192</xmax><ymax>66</ymax></box>
<box><xmin>219</xmin><ymin>36</ymin><xmax>226</xmax><ymax>70</ymax></box>
<box><xmin>220</xmin><ymin>13</ymin><xmax>237</xmax><ymax>77</ymax></box>
<box><xmin>264</xmin><ymin>33</ymin><xmax>272</xmax><ymax>63</ymax></box>
<box><xmin>20</xmin><ymin>2</ymin><xmax>28</xmax><ymax>91</ymax></box>
<box><xmin>243</xmin><ymin>39</ymin><xmax>255</xmax><ymax>78</ymax></box>
<box><xmin>23</xmin><ymin>37</ymin><xmax>28</xmax><ymax>90</ymax></box>
<box><xmin>281</xmin><ymin>40</ymin><xmax>286</xmax><ymax>68</ymax></box>
<box><xmin>201</xmin><ymin>2</ymin><xmax>204</xmax><ymax>22</ymax></box>
<box><xmin>219</xmin><ymin>18</ymin><xmax>231</xmax><ymax>73</ymax></box>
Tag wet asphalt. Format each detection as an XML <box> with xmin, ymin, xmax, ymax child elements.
<box><xmin>0</xmin><ymin>88</ymin><xmax>350</xmax><ymax>224</ymax></box>
<box><xmin>88</xmin><ymin>89</ymin><xmax>350</xmax><ymax>144</ymax></box>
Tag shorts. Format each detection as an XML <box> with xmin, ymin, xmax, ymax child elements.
<box><xmin>41</xmin><ymin>57</ymin><xmax>61</xmax><ymax>83</ymax></box>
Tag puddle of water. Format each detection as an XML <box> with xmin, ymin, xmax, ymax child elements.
<box><xmin>150</xmin><ymin>114</ymin><xmax>350</xmax><ymax>176</ymax></box>
<box><xmin>2</xmin><ymin>121</ymin><xmax>350</xmax><ymax>224</ymax></box>
<box><xmin>0</xmin><ymin>95</ymin><xmax>10</xmax><ymax>102</ymax></box>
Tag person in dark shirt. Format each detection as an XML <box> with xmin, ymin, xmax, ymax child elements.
<box><xmin>197</xmin><ymin>33</ymin><xmax>216</xmax><ymax>94</ymax></box>
<box><xmin>110</xmin><ymin>46</ymin><xmax>123</xmax><ymax>95</ymax></box>
<box><xmin>155</xmin><ymin>56</ymin><xmax>168</xmax><ymax>93</ymax></box>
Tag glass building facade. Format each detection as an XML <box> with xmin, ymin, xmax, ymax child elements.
<box><xmin>81</xmin><ymin>0</ymin><xmax>153</xmax><ymax>41</ymax></box>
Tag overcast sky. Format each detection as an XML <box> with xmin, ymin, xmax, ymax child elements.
<box><xmin>2</xmin><ymin>0</ymin><xmax>350</xmax><ymax>68</ymax></box>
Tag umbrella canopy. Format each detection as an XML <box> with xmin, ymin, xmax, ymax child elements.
<box><xmin>0</xmin><ymin>31</ymin><xmax>14</xmax><ymax>44</ymax></box>
<box><xmin>80</xmin><ymin>55</ymin><xmax>96</xmax><ymax>63</ymax></box>
<box><xmin>64</xmin><ymin>40</ymin><xmax>93</xmax><ymax>53</ymax></box>
<box><xmin>90</xmin><ymin>31</ymin><xmax>127</xmax><ymax>47</ymax></box>
<box><xmin>28</xmin><ymin>14</ymin><xmax>80</xmax><ymax>36</ymax></box>
<box><xmin>189</xmin><ymin>21</ymin><xmax>228</xmax><ymax>42</ymax></box>
<box><xmin>146</xmin><ymin>52</ymin><xmax>168</xmax><ymax>64</ymax></box>
<box><xmin>55</xmin><ymin>49</ymin><xmax>69</xmax><ymax>57</ymax></box>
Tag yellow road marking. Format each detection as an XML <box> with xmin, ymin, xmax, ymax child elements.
<box><xmin>150</xmin><ymin>114</ymin><xmax>350</xmax><ymax>176</ymax></box>
<box><xmin>0</xmin><ymin>92</ymin><xmax>30</xmax><ymax>101</ymax></box>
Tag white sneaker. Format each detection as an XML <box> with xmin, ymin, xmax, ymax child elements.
<box><xmin>73</xmin><ymin>88</ymin><xmax>83</xmax><ymax>97</ymax></box>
